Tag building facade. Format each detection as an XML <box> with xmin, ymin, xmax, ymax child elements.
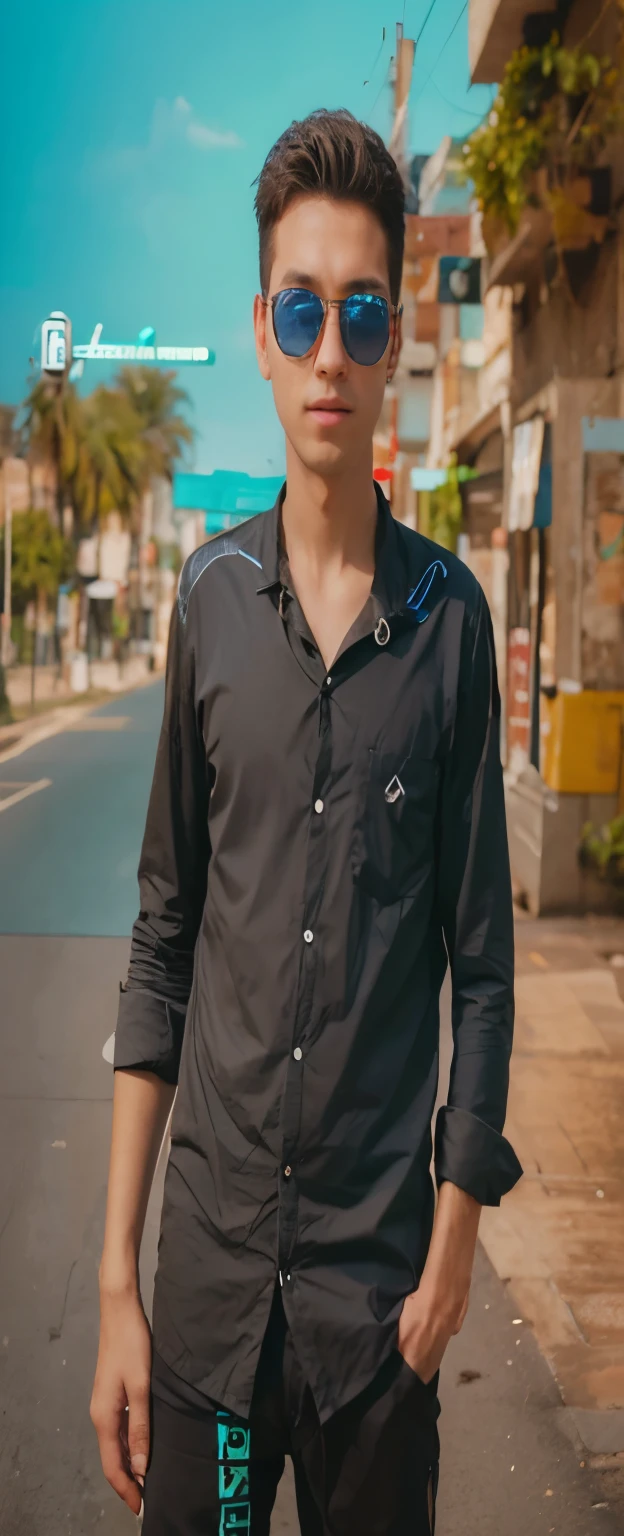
<box><xmin>462</xmin><ymin>0</ymin><xmax>624</xmax><ymax>911</ymax></box>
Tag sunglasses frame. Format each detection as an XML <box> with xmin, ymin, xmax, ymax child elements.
<box><xmin>262</xmin><ymin>289</ymin><xmax>403</xmax><ymax>366</ymax></box>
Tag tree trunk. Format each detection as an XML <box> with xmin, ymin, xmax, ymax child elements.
<box><xmin>0</xmin><ymin>663</ymin><xmax>12</xmax><ymax>725</ymax></box>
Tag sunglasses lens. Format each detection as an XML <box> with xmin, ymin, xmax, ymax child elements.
<box><xmin>272</xmin><ymin>289</ymin><xmax>325</xmax><ymax>357</ymax></box>
<box><xmin>341</xmin><ymin>295</ymin><xmax>390</xmax><ymax>366</ymax></box>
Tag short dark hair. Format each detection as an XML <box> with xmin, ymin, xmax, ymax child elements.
<box><xmin>254</xmin><ymin>109</ymin><xmax>405</xmax><ymax>304</ymax></box>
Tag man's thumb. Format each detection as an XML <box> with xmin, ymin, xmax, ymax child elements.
<box><xmin>128</xmin><ymin>1389</ymin><xmax>150</xmax><ymax>1484</ymax></box>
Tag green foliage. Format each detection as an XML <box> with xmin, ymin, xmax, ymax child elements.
<box><xmin>580</xmin><ymin>815</ymin><xmax>624</xmax><ymax>888</ymax></box>
<box><xmin>10</xmin><ymin>510</ymin><xmax>73</xmax><ymax>602</ymax></box>
<box><xmin>116</xmin><ymin>368</ymin><xmax>193</xmax><ymax>480</ymax></box>
<box><xmin>462</xmin><ymin>34</ymin><xmax>624</xmax><ymax>233</ymax></box>
<box><xmin>429</xmin><ymin>456</ymin><xmax>464</xmax><ymax>552</ymax></box>
<box><xmin>24</xmin><ymin>366</ymin><xmax>194</xmax><ymax>532</ymax></box>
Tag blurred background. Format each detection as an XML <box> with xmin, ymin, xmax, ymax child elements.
<box><xmin>2</xmin><ymin>1</ymin><xmax>624</xmax><ymax>1532</ymax></box>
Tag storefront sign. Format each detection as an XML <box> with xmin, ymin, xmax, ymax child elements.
<box><xmin>507</xmin><ymin>627</ymin><xmax>531</xmax><ymax>769</ymax></box>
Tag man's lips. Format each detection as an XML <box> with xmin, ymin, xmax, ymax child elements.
<box><xmin>306</xmin><ymin>401</ymin><xmax>353</xmax><ymax>425</ymax></box>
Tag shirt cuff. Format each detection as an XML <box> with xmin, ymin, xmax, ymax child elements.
<box><xmin>434</xmin><ymin>1104</ymin><xmax>522</xmax><ymax>1207</ymax></box>
<box><xmin>113</xmin><ymin>985</ymin><xmax>186</xmax><ymax>1084</ymax></box>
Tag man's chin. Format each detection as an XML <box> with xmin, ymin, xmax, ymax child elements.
<box><xmin>290</xmin><ymin>437</ymin><xmax>359</xmax><ymax>478</ymax></box>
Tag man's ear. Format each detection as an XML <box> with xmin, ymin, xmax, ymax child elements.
<box><xmin>254</xmin><ymin>294</ymin><xmax>271</xmax><ymax>381</ymax></box>
<box><xmin>386</xmin><ymin>308</ymin><xmax>402</xmax><ymax>383</ymax></box>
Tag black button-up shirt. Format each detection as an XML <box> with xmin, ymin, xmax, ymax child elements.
<box><xmin>115</xmin><ymin>486</ymin><xmax>521</xmax><ymax>1424</ymax></box>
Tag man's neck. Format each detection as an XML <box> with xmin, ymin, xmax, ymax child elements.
<box><xmin>281</xmin><ymin>447</ymin><xmax>378</xmax><ymax>580</ymax></box>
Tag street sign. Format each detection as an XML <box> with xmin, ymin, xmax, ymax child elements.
<box><xmin>72</xmin><ymin>344</ymin><xmax>214</xmax><ymax>362</ymax></box>
<box><xmin>41</xmin><ymin>312</ymin><xmax>72</xmax><ymax>376</ymax></box>
<box><xmin>71</xmin><ymin>324</ymin><xmax>215</xmax><ymax>365</ymax></box>
<box><xmin>438</xmin><ymin>257</ymin><xmax>482</xmax><ymax>305</ymax></box>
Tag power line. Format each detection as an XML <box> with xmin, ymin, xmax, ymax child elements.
<box><xmin>368</xmin><ymin>53</ymin><xmax>392</xmax><ymax>121</ymax></box>
<box><xmin>415</xmin><ymin>0</ymin><xmax>440</xmax><ymax>45</ymax></box>
<box><xmin>411</xmin><ymin>0</ymin><xmax>469</xmax><ymax>113</ymax></box>
<box><xmin>362</xmin><ymin>26</ymin><xmax>387</xmax><ymax>89</ymax></box>
<box><xmin>429</xmin><ymin>77</ymin><xmax>492</xmax><ymax>120</ymax></box>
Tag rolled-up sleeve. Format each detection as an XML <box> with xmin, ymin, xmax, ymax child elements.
<box><xmin>435</xmin><ymin>589</ymin><xmax>522</xmax><ymax>1206</ymax></box>
<box><xmin>114</xmin><ymin>597</ymin><xmax>210</xmax><ymax>1083</ymax></box>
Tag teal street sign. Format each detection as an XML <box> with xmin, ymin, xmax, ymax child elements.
<box><xmin>174</xmin><ymin>470</ymin><xmax>284</xmax><ymax>535</ymax></box>
<box><xmin>73</xmin><ymin>343</ymin><xmax>214</xmax><ymax>362</ymax></box>
<box><xmin>42</xmin><ymin>321</ymin><xmax>217</xmax><ymax>381</ymax></box>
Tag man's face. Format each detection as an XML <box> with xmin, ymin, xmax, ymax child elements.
<box><xmin>254</xmin><ymin>196</ymin><xmax>401</xmax><ymax>478</ymax></box>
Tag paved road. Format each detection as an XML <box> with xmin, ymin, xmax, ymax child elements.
<box><xmin>0</xmin><ymin>682</ymin><xmax>621</xmax><ymax>1533</ymax></box>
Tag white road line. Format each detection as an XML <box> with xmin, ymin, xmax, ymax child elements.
<box><xmin>0</xmin><ymin>778</ymin><xmax>52</xmax><ymax>813</ymax></box>
<box><xmin>64</xmin><ymin>715</ymin><xmax>130</xmax><ymax>731</ymax></box>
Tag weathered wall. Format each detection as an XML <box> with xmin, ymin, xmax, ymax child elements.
<box><xmin>512</xmin><ymin>236</ymin><xmax>619</xmax><ymax>407</ymax></box>
<box><xmin>582</xmin><ymin>451</ymin><xmax>624</xmax><ymax>689</ymax></box>
<box><xmin>551</xmin><ymin>377</ymin><xmax>619</xmax><ymax>684</ymax></box>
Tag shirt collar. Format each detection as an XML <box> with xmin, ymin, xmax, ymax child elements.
<box><xmin>254</xmin><ymin>481</ymin><xmax>407</xmax><ymax>621</ymax></box>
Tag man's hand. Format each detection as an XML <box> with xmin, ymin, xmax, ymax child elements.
<box><xmin>398</xmin><ymin>1181</ymin><xmax>481</xmax><ymax>1384</ymax></box>
<box><xmin>90</xmin><ymin>1285</ymin><xmax>152</xmax><ymax>1515</ymax></box>
<box><xmin>398</xmin><ymin>1280</ymin><xmax>469</xmax><ymax>1384</ymax></box>
<box><xmin>91</xmin><ymin>1069</ymin><xmax>175</xmax><ymax>1511</ymax></box>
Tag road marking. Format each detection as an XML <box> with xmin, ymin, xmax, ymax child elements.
<box><xmin>64</xmin><ymin>716</ymin><xmax>130</xmax><ymax>731</ymax></box>
<box><xmin>0</xmin><ymin>778</ymin><xmax>52</xmax><ymax>813</ymax></box>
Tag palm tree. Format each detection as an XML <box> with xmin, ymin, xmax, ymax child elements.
<box><xmin>24</xmin><ymin>381</ymin><xmax>85</xmax><ymax>522</ymax></box>
<box><xmin>115</xmin><ymin>367</ymin><xmax>194</xmax><ymax>482</ymax></box>
<box><xmin>11</xmin><ymin>508</ymin><xmax>72</xmax><ymax>709</ymax></box>
<box><xmin>74</xmin><ymin>385</ymin><xmax>147</xmax><ymax>530</ymax></box>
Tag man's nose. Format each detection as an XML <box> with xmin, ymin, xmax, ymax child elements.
<box><xmin>314</xmin><ymin>305</ymin><xmax>348</xmax><ymax>377</ymax></box>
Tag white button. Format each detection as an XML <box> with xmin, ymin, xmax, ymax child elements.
<box><xmin>314</xmin><ymin>799</ymin><xmax>324</xmax><ymax>814</ymax></box>
<box><xmin>303</xmin><ymin>929</ymin><xmax>313</xmax><ymax>944</ymax></box>
<box><xmin>326</xmin><ymin>675</ymin><xmax>332</xmax><ymax>687</ymax></box>
<box><xmin>286</xmin><ymin>1273</ymin><xmax>292</xmax><ymax>1282</ymax></box>
<box><xmin>284</xmin><ymin>1165</ymin><xmax>292</xmax><ymax>1178</ymax></box>
<box><xmin>293</xmin><ymin>1047</ymin><xmax>303</xmax><ymax>1061</ymax></box>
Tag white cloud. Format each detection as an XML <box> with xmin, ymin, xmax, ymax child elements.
<box><xmin>93</xmin><ymin>97</ymin><xmax>244</xmax><ymax>181</ymax></box>
<box><xmin>186</xmin><ymin>120</ymin><xmax>244</xmax><ymax>151</ymax></box>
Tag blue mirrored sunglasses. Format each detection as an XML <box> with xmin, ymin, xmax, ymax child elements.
<box><xmin>265</xmin><ymin>289</ymin><xmax>402</xmax><ymax>367</ymax></box>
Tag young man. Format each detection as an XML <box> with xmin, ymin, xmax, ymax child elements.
<box><xmin>91</xmin><ymin>110</ymin><xmax>521</xmax><ymax>1535</ymax></box>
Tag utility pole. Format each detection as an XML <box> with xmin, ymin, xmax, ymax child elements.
<box><xmin>2</xmin><ymin>489</ymin><xmax>12</xmax><ymax>669</ymax></box>
<box><xmin>389</xmin><ymin>20</ymin><xmax>415</xmax><ymax>183</ymax></box>
<box><xmin>0</xmin><ymin>487</ymin><xmax>13</xmax><ymax>722</ymax></box>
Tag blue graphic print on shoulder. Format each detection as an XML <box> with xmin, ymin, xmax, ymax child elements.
<box><xmin>406</xmin><ymin>560</ymin><xmax>447</xmax><ymax>625</ymax></box>
<box><xmin>178</xmin><ymin>542</ymin><xmax>263</xmax><ymax>624</ymax></box>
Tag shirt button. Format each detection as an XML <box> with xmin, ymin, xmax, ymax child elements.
<box><xmin>326</xmin><ymin>675</ymin><xmax>332</xmax><ymax>687</ymax></box>
<box><xmin>303</xmin><ymin>929</ymin><xmax>313</xmax><ymax>944</ymax></box>
<box><xmin>284</xmin><ymin>1165</ymin><xmax>292</xmax><ymax>1178</ymax></box>
<box><xmin>314</xmin><ymin>799</ymin><xmax>324</xmax><ymax>814</ymax></box>
<box><xmin>293</xmin><ymin>1047</ymin><xmax>303</xmax><ymax>1061</ymax></box>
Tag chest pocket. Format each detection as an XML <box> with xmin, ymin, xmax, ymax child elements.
<box><xmin>352</xmin><ymin>748</ymin><xmax>440</xmax><ymax>905</ymax></box>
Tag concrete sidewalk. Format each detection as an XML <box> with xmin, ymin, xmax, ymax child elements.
<box><xmin>480</xmin><ymin>910</ymin><xmax>624</xmax><ymax>1457</ymax></box>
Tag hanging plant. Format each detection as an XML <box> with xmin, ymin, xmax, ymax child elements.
<box><xmin>579</xmin><ymin>815</ymin><xmax>624</xmax><ymax>892</ymax></box>
<box><xmin>429</xmin><ymin>456</ymin><xmax>465</xmax><ymax>552</ymax></box>
<box><xmin>462</xmin><ymin>28</ymin><xmax>624</xmax><ymax>247</ymax></box>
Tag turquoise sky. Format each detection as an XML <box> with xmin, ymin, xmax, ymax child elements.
<box><xmin>0</xmin><ymin>0</ymin><xmax>492</xmax><ymax>475</ymax></box>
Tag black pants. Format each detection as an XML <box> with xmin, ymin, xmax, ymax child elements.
<box><xmin>143</xmin><ymin>1294</ymin><xmax>440</xmax><ymax>1536</ymax></box>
